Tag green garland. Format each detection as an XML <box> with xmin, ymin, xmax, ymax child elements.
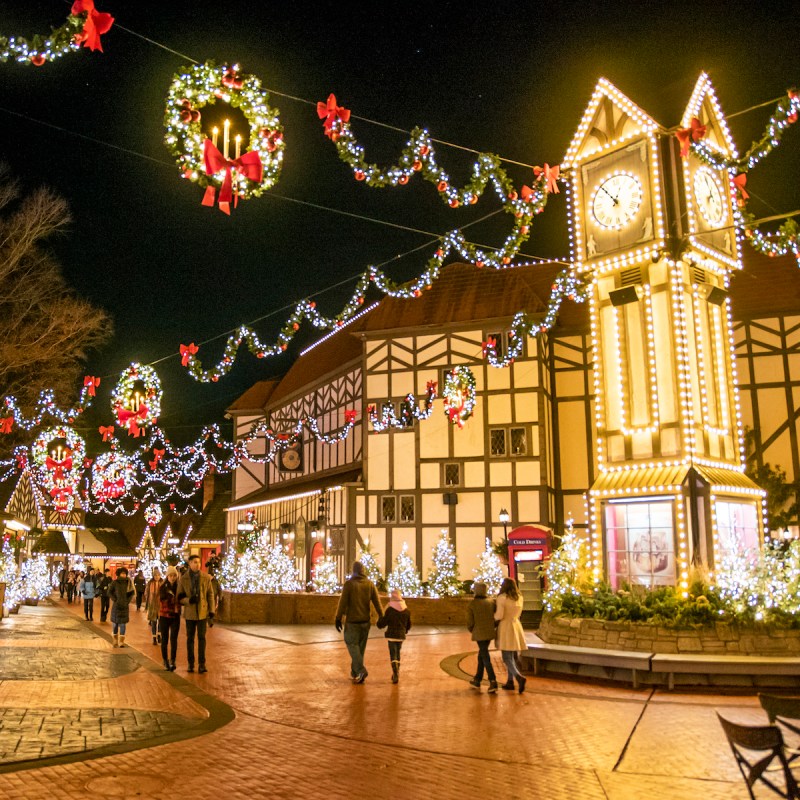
<box><xmin>0</xmin><ymin>12</ymin><xmax>86</xmax><ymax>65</ymax></box>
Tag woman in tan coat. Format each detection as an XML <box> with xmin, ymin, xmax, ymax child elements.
<box><xmin>144</xmin><ymin>568</ymin><xmax>163</xmax><ymax>645</ymax></box>
<box><xmin>494</xmin><ymin>578</ymin><xmax>528</xmax><ymax>693</ymax></box>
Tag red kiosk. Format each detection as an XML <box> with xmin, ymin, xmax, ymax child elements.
<box><xmin>507</xmin><ymin>525</ymin><xmax>552</xmax><ymax>622</ymax></box>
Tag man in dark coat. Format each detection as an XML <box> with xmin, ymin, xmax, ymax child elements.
<box><xmin>334</xmin><ymin>561</ymin><xmax>383</xmax><ymax>684</ymax></box>
<box><xmin>97</xmin><ymin>568</ymin><xmax>112</xmax><ymax>622</ymax></box>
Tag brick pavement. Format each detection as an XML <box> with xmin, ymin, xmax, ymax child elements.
<box><xmin>0</xmin><ymin>595</ymin><xmax>779</xmax><ymax>798</ymax></box>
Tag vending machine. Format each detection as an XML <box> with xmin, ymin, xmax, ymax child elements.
<box><xmin>507</xmin><ymin>526</ymin><xmax>552</xmax><ymax>625</ymax></box>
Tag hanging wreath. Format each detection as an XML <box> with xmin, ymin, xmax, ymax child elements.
<box><xmin>164</xmin><ymin>61</ymin><xmax>285</xmax><ymax>215</ymax></box>
<box><xmin>31</xmin><ymin>425</ymin><xmax>86</xmax><ymax>514</ymax></box>
<box><xmin>91</xmin><ymin>451</ymin><xmax>134</xmax><ymax>503</ymax></box>
<box><xmin>0</xmin><ymin>2</ymin><xmax>113</xmax><ymax>66</ymax></box>
<box><xmin>111</xmin><ymin>363</ymin><xmax>162</xmax><ymax>437</ymax></box>
<box><xmin>144</xmin><ymin>504</ymin><xmax>163</xmax><ymax>527</ymax></box>
<box><xmin>443</xmin><ymin>367</ymin><xmax>476</xmax><ymax>429</ymax></box>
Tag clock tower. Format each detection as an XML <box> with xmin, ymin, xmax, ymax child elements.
<box><xmin>562</xmin><ymin>75</ymin><xmax>764</xmax><ymax>595</ymax></box>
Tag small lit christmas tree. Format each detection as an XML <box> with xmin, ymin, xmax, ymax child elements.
<box><xmin>261</xmin><ymin>543</ymin><xmax>302</xmax><ymax>593</ymax></box>
<box><xmin>311</xmin><ymin>556</ymin><xmax>341</xmax><ymax>593</ymax></box>
<box><xmin>358</xmin><ymin>539</ymin><xmax>384</xmax><ymax>586</ymax></box>
<box><xmin>20</xmin><ymin>554</ymin><xmax>51</xmax><ymax>601</ymax></box>
<box><xmin>473</xmin><ymin>538</ymin><xmax>504</xmax><ymax>595</ymax></box>
<box><xmin>0</xmin><ymin>537</ymin><xmax>22</xmax><ymax>610</ymax></box>
<box><xmin>219</xmin><ymin>543</ymin><xmax>302</xmax><ymax>594</ymax></box>
<box><xmin>543</xmin><ymin>517</ymin><xmax>591</xmax><ymax>611</ymax></box>
<box><xmin>428</xmin><ymin>531</ymin><xmax>461</xmax><ymax>597</ymax></box>
<box><xmin>138</xmin><ymin>552</ymin><xmax>168</xmax><ymax>581</ymax></box>
<box><xmin>387</xmin><ymin>542</ymin><xmax>423</xmax><ymax>597</ymax></box>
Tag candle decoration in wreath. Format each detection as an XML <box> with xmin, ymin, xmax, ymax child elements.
<box><xmin>164</xmin><ymin>61</ymin><xmax>285</xmax><ymax>215</ymax></box>
<box><xmin>144</xmin><ymin>504</ymin><xmax>163</xmax><ymax>528</ymax></box>
<box><xmin>31</xmin><ymin>425</ymin><xmax>86</xmax><ymax>514</ymax></box>
<box><xmin>111</xmin><ymin>363</ymin><xmax>162</xmax><ymax>437</ymax></box>
<box><xmin>442</xmin><ymin>366</ymin><xmax>476</xmax><ymax>429</ymax></box>
<box><xmin>91</xmin><ymin>451</ymin><xmax>134</xmax><ymax>503</ymax></box>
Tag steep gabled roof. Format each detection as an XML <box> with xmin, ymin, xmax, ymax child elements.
<box><xmin>681</xmin><ymin>73</ymin><xmax>738</xmax><ymax>158</ymax></box>
<box><xmin>226</xmin><ymin>380</ymin><xmax>279</xmax><ymax>415</ymax></box>
<box><xmin>187</xmin><ymin>490</ymin><xmax>230</xmax><ymax>544</ymax></box>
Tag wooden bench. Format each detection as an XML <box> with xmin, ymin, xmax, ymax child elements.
<box><xmin>524</xmin><ymin>635</ymin><xmax>653</xmax><ymax>688</ymax></box>
<box><xmin>651</xmin><ymin>654</ymin><xmax>800</xmax><ymax>690</ymax></box>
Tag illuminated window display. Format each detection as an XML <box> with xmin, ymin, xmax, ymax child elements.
<box><xmin>715</xmin><ymin>500</ymin><xmax>759</xmax><ymax>558</ymax></box>
<box><xmin>605</xmin><ymin>500</ymin><xmax>675</xmax><ymax>588</ymax></box>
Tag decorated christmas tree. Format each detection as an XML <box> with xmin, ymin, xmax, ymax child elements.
<box><xmin>543</xmin><ymin>517</ymin><xmax>591</xmax><ymax>611</ymax></box>
<box><xmin>387</xmin><ymin>542</ymin><xmax>423</xmax><ymax>597</ymax></box>
<box><xmin>20</xmin><ymin>554</ymin><xmax>51</xmax><ymax>601</ymax></box>
<box><xmin>218</xmin><ymin>543</ymin><xmax>302</xmax><ymax>594</ymax></box>
<box><xmin>311</xmin><ymin>556</ymin><xmax>341</xmax><ymax>593</ymax></box>
<box><xmin>0</xmin><ymin>537</ymin><xmax>21</xmax><ymax>610</ymax></box>
<box><xmin>138</xmin><ymin>552</ymin><xmax>168</xmax><ymax>581</ymax></box>
<box><xmin>473</xmin><ymin>538</ymin><xmax>504</xmax><ymax>595</ymax></box>
<box><xmin>427</xmin><ymin>531</ymin><xmax>461</xmax><ymax>597</ymax></box>
<box><xmin>358</xmin><ymin>539</ymin><xmax>384</xmax><ymax>587</ymax></box>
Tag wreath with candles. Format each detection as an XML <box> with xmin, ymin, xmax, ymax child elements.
<box><xmin>91</xmin><ymin>451</ymin><xmax>134</xmax><ymax>503</ymax></box>
<box><xmin>31</xmin><ymin>425</ymin><xmax>86</xmax><ymax>514</ymax></box>
<box><xmin>144</xmin><ymin>504</ymin><xmax>163</xmax><ymax>527</ymax></box>
<box><xmin>0</xmin><ymin>2</ymin><xmax>113</xmax><ymax>66</ymax></box>
<box><xmin>164</xmin><ymin>61</ymin><xmax>285</xmax><ymax>214</ymax></box>
<box><xmin>442</xmin><ymin>367</ymin><xmax>476</xmax><ymax>428</ymax></box>
<box><xmin>111</xmin><ymin>363</ymin><xmax>162</xmax><ymax>437</ymax></box>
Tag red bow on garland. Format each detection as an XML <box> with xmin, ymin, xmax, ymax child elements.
<box><xmin>83</xmin><ymin>375</ymin><xmax>100</xmax><ymax>396</ymax></box>
<box><xmin>317</xmin><ymin>94</ymin><xmax>350</xmax><ymax>138</ymax></box>
<box><xmin>202</xmin><ymin>139</ymin><xmax>263</xmax><ymax>215</ymax></box>
<box><xmin>733</xmin><ymin>173</ymin><xmax>749</xmax><ymax>201</ymax></box>
<box><xmin>70</xmin><ymin>0</ymin><xmax>114</xmax><ymax>52</ymax></box>
<box><xmin>344</xmin><ymin>410</ymin><xmax>357</xmax><ymax>425</ymax></box>
<box><xmin>50</xmin><ymin>485</ymin><xmax>74</xmax><ymax>501</ymax></box>
<box><xmin>149</xmin><ymin>447</ymin><xmax>165</xmax><ymax>470</ymax></box>
<box><xmin>103</xmin><ymin>477</ymin><xmax>125</xmax><ymax>497</ymax></box>
<box><xmin>0</xmin><ymin>416</ymin><xmax>13</xmax><ymax>434</ymax></box>
<box><xmin>482</xmin><ymin>336</ymin><xmax>497</xmax><ymax>355</ymax></box>
<box><xmin>533</xmin><ymin>163</ymin><xmax>560</xmax><ymax>194</ymax></box>
<box><xmin>676</xmin><ymin>117</ymin><xmax>707</xmax><ymax>157</ymax></box>
<box><xmin>45</xmin><ymin>456</ymin><xmax>73</xmax><ymax>481</ymax></box>
<box><xmin>180</xmin><ymin>342</ymin><xmax>198</xmax><ymax>366</ymax></box>
<box><xmin>98</xmin><ymin>425</ymin><xmax>114</xmax><ymax>442</ymax></box>
<box><xmin>117</xmin><ymin>406</ymin><xmax>149</xmax><ymax>437</ymax></box>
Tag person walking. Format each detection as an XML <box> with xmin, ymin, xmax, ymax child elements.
<box><xmin>108</xmin><ymin>567</ymin><xmax>134</xmax><ymax>647</ymax></box>
<box><xmin>144</xmin><ymin>567</ymin><xmax>163</xmax><ymax>645</ymax></box>
<box><xmin>376</xmin><ymin>588</ymin><xmax>411</xmax><ymax>684</ymax></box>
<box><xmin>58</xmin><ymin>564</ymin><xmax>67</xmax><ymax>599</ymax></box>
<box><xmin>66</xmin><ymin>570</ymin><xmax>77</xmax><ymax>604</ymax></box>
<box><xmin>79</xmin><ymin>567</ymin><xmax>96</xmax><ymax>621</ymax></box>
<box><xmin>467</xmin><ymin>581</ymin><xmax>499</xmax><ymax>693</ymax></box>
<box><xmin>158</xmin><ymin>566</ymin><xmax>181</xmax><ymax>671</ymax></box>
<box><xmin>97</xmin><ymin>568</ymin><xmax>112</xmax><ymax>622</ymax></box>
<box><xmin>133</xmin><ymin>570</ymin><xmax>146</xmax><ymax>611</ymax></box>
<box><xmin>494</xmin><ymin>578</ymin><xmax>528</xmax><ymax>693</ymax></box>
<box><xmin>176</xmin><ymin>554</ymin><xmax>215</xmax><ymax>673</ymax></box>
<box><xmin>334</xmin><ymin>561</ymin><xmax>383</xmax><ymax>684</ymax></box>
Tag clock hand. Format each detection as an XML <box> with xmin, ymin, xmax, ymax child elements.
<box><xmin>598</xmin><ymin>184</ymin><xmax>619</xmax><ymax>205</ymax></box>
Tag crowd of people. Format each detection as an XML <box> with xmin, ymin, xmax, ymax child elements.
<box><xmin>57</xmin><ymin>555</ymin><xmax>220</xmax><ymax>673</ymax></box>
<box><xmin>58</xmin><ymin>556</ymin><xmax>530</xmax><ymax>689</ymax></box>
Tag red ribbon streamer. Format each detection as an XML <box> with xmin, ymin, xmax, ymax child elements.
<box><xmin>71</xmin><ymin>0</ymin><xmax>114</xmax><ymax>52</ymax></box>
<box><xmin>83</xmin><ymin>375</ymin><xmax>100</xmax><ymax>396</ymax></box>
<box><xmin>733</xmin><ymin>173</ymin><xmax>749</xmax><ymax>200</ymax></box>
<box><xmin>202</xmin><ymin>139</ymin><xmax>263</xmax><ymax>215</ymax></box>
<box><xmin>317</xmin><ymin>94</ymin><xmax>351</xmax><ymax>137</ymax></box>
<box><xmin>676</xmin><ymin>117</ymin><xmax>707</xmax><ymax>157</ymax></box>
<box><xmin>180</xmin><ymin>342</ymin><xmax>198</xmax><ymax>366</ymax></box>
<box><xmin>533</xmin><ymin>163</ymin><xmax>560</xmax><ymax>194</ymax></box>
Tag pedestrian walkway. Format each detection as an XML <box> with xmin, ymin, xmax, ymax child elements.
<box><xmin>0</xmin><ymin>594</ymin><xmax>772</xmax><ymax>798</ymax></box>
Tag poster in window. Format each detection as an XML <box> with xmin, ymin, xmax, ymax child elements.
<box><xmin>630</xmin><ymin>529</ymin><xmax>673</xmax><ymax>578</ymax></box>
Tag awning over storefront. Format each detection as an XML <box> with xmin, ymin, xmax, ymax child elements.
<box><xmin>692</xmin><ymin>466</ymin><xmax>763</xmax><ymax>494</ymax></box>
<box><xmin>31</xmin><ymin>530</ymin><xmax>71</xmax><ymax>556</ymax></box>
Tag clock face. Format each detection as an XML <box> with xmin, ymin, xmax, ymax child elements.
<box><xmin>591</xmin><ymin>172</ymin><xmax>643</xmax><ymax>230</ymax></box>
<box><xmin>693</xmin><ymin>167</ymin><xmax>725</xmax><ymax>226</ymax></box>
<box><xmin>280</xmin><ymin>446</ymin><xmax>301</xmax><ymax>471</ymax></box>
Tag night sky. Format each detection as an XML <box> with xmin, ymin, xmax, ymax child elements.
<box><xmin>0</xmin><ymin>1</ymin><xmax>797</xmax><ymax>441</ymax></box>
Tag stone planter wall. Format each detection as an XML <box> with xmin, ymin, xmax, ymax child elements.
<box><xmin>539</xmin><ymin>613</ymin><xmax>800</xmax><ymax>656</ymax></box>
<box><xmin>218</xmin><ymin>591</ymin><xmax>472</xmax><ymax>626</ymax></box>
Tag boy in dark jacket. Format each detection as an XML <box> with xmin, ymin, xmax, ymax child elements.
<box><xmin>467</xmin><ymin>581</ymin><xmax>498</xmax><ymax>693</ymax></box>
<box><xmin>377</xmin><ymin>589</ymin><xmax>411</xmax><ymax>684</ymax></box>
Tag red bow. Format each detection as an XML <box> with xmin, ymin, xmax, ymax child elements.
<box><xmin>676</xmin><ymin>117</ymin><xmax>707</xmax><ymax>157</ymax></box>
<box><xmin>46</xmin><ymin>456</ymin><xmax>73</xmax><ymax>481</ymax></box>
<box><xmin>180</xmin><ymin>342</ymin><xmax>199</xmax><ymax>366</ymax></box>
<box><xmin>426</xmin><ymin>380</ymin><xmax>438</xmax><ymax>395</ymax></box>
<box><xmin>103</xmin><ymin>477</ymin><xmax>125</xmax><ymax>497</ymax></box>
<box><xmin>99</xmin><ymin>425</ymin><xmax>115</xmax><ymax>442</ymax></box>
<box><xmin>0</xmin><ymin>416</ymin><xmax>13</xmax><ymax>434</ymax></box>
<box><xmin>733</xmin><ymin>173</ymin><xmax>749</xmax><ymax>200</ymax></box>
<box><xmin>533</xmin><ymin>163</ymin><xmax>560</xmax><ymax>194</ymax></box>
<box><xmin>153</xmin><ymin>448</ymin><xmax>165</xmax><ymax>461</ymax></box>
<box><xmin>344</xmin><ymin>410</ymin><xmax>357</xmax><ymax>425</ymax></box>
<box><xmin>83</xmin><ymin>375</ymin><xmax>100</xmax><ymax>396</ymax></box>
<box><xmin>71</xmin><ymin>0</ymin><xmax>114</xmax><ymax>52</ymax></box>
<box><xmin>520</xmin><ymin>185</ymin><xmax>535</xmax><ymax>203</ymax></box>
<box><xmin>482</xmin><ymin>336</ymin><xmax>497</xmax><ymax>355</ymax></box>
<box><xmin>117</xmin><ymin>405</ymin><xmax>149</xmax><ymax>437</ymax></box>
<box><xmin>202</xmin><ymin>139</ymin><xmax>263</xmax><ymax>215</ymax></box>
<box><xmin>317</xmin><ymin>94</ymin><xmax>351</xmax><ymax>137</ymax></box>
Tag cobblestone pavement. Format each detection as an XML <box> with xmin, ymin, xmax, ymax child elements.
<box><xmin>0</xmin><ymin>596</ymin><xmax>780</xmax><ymax>798</ymax></box>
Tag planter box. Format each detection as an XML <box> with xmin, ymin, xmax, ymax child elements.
<box><xmin>218</xmin><ymin>590</ymin><xmax>472</xmax><ymax>626</ymax></box>
<box><xmin>539</xmin><ymin>613</ymin><xmax>800</xmax><ymax>656</ymax></box>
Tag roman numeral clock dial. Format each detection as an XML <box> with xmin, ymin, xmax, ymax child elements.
<box><xmin>591</xmin><ymin>173</ymin><xmax>643</xmax><ymax>229</ymax></box>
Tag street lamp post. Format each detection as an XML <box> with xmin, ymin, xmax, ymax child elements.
<box><xmin>499</xmin><ymin>508</ymin><xmax>510</xmax><ymax>575</ymax></box>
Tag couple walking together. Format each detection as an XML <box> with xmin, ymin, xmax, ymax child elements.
<box><xmin>335</xmin><ymin>561</ymin><xmax>410</xmax><ymax>684</ymax></box>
